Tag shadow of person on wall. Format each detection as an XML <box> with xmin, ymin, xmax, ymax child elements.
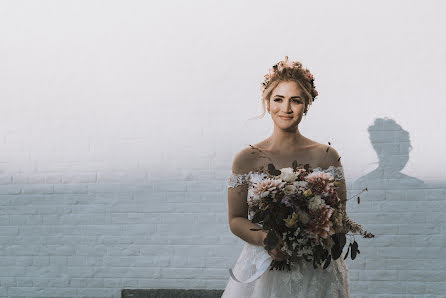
<box><xmin>353</xmin><ymin>117</ymin><xmax>424</xmax><ymax>190</ymax></box>
<box><xmin>347</xmin><ymin>117</ymin><xmax>446</xmax><ymax>296</ymax></box>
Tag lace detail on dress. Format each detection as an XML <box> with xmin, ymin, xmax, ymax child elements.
<box><xmin>312</xmin><ymin>165</ymin><xmax>345</xmax><ymax>180</ymax></box>
<box><xmin>228</xmin><ymin>173</ymin><xmax>250</xmax><ymax>188</ymax></box>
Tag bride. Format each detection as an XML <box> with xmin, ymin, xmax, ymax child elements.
<box><xmin>221</xmin><ymin>57</ymin><xmax>350</xmax><ymax>297</ymax></box>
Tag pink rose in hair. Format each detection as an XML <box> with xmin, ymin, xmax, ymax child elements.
<box><xmin>285</xmin><ymin>60</ymin><xmax>294</xmax><ymax>68</ymax></box>
<box><xmin>306</xmin><ymin>72</ymin><xmax>314</xmax><ymax>80</ymax></box>
<box><xmin>268</xmin><ymin>67</ymin><xmax>275</xmax><ymax>76</ymax></box>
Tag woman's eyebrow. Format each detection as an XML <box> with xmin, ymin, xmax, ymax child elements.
<box><xmin>273</xmin><ymin>95</ymin><xmax>302</xmax><ymax>98</ymax></box>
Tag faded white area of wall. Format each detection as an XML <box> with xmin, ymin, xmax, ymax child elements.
<box><xmin>0</xmin><ymin>0</ymin><xmax>445</xmax><ymax>297</ymax></box>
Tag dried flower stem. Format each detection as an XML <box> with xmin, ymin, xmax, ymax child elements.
<box><xmin>346</xmin><ymin>187</ymin><xmax>368</xmax><ymax>202</ymax></box>
<box><xmin>338</xmin><ymin>210</ymin><xmax>375</xmax><ymax>238</ymax></box>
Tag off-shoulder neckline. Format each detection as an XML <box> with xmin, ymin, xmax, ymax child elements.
<box><xmin>231</xmin><ymin>165</ymin><xmax>343</xmax><ymax>176</ymax></box>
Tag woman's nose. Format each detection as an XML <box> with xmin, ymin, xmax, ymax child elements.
<box><xmin>283</xmin><ymin>104</ymin><xmax>292</xmax><ymax>113</ymax></box>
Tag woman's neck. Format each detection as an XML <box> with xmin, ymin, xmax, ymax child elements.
<box><xmin>263</xmin><ymin>131</ymin><xmax>313</xmax><ymax>154</ymax></box>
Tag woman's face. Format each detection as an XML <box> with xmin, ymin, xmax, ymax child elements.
<box><xmin>267</xmin><ymin>81</ymin><xmax>306</xmax><ymax>130</ymax></box>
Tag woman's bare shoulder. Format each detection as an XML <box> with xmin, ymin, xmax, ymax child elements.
<box><xmin>315</xmin><ymin>143</ymin><xmax>342</xmax><ymax>169</ymax></box>
<box><xmin>231</xmin><ymin>146</ymin><xmax>262</xmax><ymax>174</ymax></box>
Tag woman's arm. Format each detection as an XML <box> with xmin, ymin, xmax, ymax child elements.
<box><xmin>321</xmin><ymin>145</ymin><xmax>347</xmax><ymax>212</ymax></box>
<box><xmin>227</xmin><ymin>148</ymin><xmax>266</xmax><ymax>246</ymax></box>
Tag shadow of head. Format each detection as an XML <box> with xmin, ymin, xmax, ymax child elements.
<box><xmin>368</xmin><ymin>117</ymin><xmax>412</xmax><ymax>172</ymax></box>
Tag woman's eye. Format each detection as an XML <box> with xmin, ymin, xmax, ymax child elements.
<box><xmin>274</xmin><ymin>98</ymin><xmax>301</xmax><ymax>103</ymax></box>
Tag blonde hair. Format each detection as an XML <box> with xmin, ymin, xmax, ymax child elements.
<box><xmin>249</xmin><ymin>57</ymin><xmax>317</xmax><ymax>120</ymax></box>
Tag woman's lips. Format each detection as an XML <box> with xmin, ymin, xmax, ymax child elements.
<box><xmin>279</xmin><ymin>116</ymin><xmax>293</xmax><ymax>120</ymax></box>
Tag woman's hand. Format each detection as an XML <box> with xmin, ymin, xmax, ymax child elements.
<box><xmin>261</xmin><ymin>231</ymin><xmax>289</xmax><ymax>261</ymax></box>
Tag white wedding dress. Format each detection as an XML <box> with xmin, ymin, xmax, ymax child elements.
<box><xmin>221</xmin><ymin>166</ymin><xmax>350</xmax><ymax>298</ymax></box>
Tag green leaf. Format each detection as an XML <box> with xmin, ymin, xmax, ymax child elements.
<box><xmin>332</xmin><ymin>233</ymin><xmax>346</xmax><ymax>249</ymax></box>
<box><xmin>251</xmin><ymin>210</ymin><xmax>265</xmax><ymax>224</ymax></box>
<box><xmin>323</xmin><ymin>254</ymin><xmax>331</xmax><ymax>269</ymax></box>
<box><xmin>331</xmin><ymin>233</ymin><xmax>346</xmax><ymax>260</ymax></box>
<box><xmin>292</xmin><ymin>160</ymin><xmax>298</xmax><ymax>170</ymax></box>
<box><xmin>268</xmin><ymin>163</ymin><xmax>281</xmax><ymax>176</ymax></box>
<box><xmin>351</xmin><ymin>240</ymin><xmax>358</xmax><ymax>260</ymax></box>
<box><xmin>263</xmin><ymin>230</ymin><xmax>279</xmax><ymax>251</ymax></box>
<box><xmin>344</xmin><ymin>243</ymin><xmax>351</xmax><ymax>260</ymax></box>
<box><xmin>331</xmin><ymin>243</ymin><xmax>341</xmax><ymax>260</ymax></box>
<box><xmin>339</xmin><ymin>233</ymin><xmax>346</xmax><ymax>249</ymax></box>
<box><xmin>262</xmin><ymin>213</ymin><xmax>273</xmax><ymax>230</ymax></box>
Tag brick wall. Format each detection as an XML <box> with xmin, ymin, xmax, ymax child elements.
<box><xmin>1</xmin><ymin>147</ymin><xmax>445</xmax><ymax>297</ymax></box>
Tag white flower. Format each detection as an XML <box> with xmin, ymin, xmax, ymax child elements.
<box><xmin>278</xmin><ymin>167</ymin><xmax>299</xmax><ymax>182</ymax></box>
<box><xmin>308</xmin><ymin>195</ymin><xmax>326</xmax><ymax>211</ymax></box>
<box><xmin>252</xmin><ymin>178</ymin><xmax>285</xmax><ymax>199</ymax></box>
<box><xmin>251</xmin><ymin>193</ymin><xmax>261</xmax><ymax>201</ymax></box>
<box><xmin>293</xmin><ymin>180</ymin><xmax>309</xmax><ymax>194</ymax></box>
<box><xmin>293</xmin><ymin>181</ymin><xmax>308</xmax><ymax>188</ymax></box>
<box><xmin>305</xmin><ymin>171</ymin><xmax>334</xmax><ymax>183</ymax></box>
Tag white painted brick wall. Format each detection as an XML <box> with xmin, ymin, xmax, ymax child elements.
<box><xmin>1</xmin><ymin>154</ymin><xmax>445</xmax><ymax>297</ymax></box>
<box><xmin>0</xmin><ymin>117</ymin><xmax>444</xmax><ymax>298</ymax></box>
<box><xmin>343</xmin><ymin>116</ymin><xmax>446</xmax><ymax>297</ymax></box>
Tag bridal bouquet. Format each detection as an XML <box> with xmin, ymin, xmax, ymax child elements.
<box><xmin>249</xmin><ymin>161</ymin><xmax>374</xmax><ymax>271</ymax></box>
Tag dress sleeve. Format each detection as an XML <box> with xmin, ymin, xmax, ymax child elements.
<box><xmin>227</xmin><ymin>172</ymin><xmax>250</xmax><ymax>188</ymax></box>
<box><xmin>313</xmin><ymin>165</ymin><xmax>345</xmax><ymax>180</ymax></box>
<box><xmin>328</xmin><ymin>165</ymin><xmax>345</xmax><ymax>180</ymax></box>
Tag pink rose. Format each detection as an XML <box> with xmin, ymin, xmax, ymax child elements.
<box><xmin>268</xmin><ymin>68</ymin><xmax>275</xmax><ymax>76</ymax></box>
<box><xmin>306</xmin><ymin>72</ymin><xmax>314</xmax><ymax>80</ymax></box>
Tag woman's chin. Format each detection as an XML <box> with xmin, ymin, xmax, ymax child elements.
<box><xmin>276</xmin><ymin>123</ymin><xmax>298</xmax><ymax>130</ymax></box>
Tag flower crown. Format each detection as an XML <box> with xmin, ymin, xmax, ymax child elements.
<box><xmin>260</xmin><ymin>56</ymin><xmax>319</xmax><ymax>100</ymax></box>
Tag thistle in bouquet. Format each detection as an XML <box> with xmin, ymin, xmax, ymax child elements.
<box><xmin>249</xmin><ymin>160</ymin><xmax>375</xmax><ymax>271</ymax></box>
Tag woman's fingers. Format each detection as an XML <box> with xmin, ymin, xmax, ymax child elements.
<box><xmin>269</xmin><ymin>247</ymin><xmax>287</xmax><ymax>261</ymax></box>
<box><xmin>269</xmin><ymin>249</ymin><xmax>278</xmax><ymax>258</ymax></box>
<box><xmin>266</xmin><ymin>235</ymin><xmax>288</xmax><ymax>261</ymax></box>
<box><xmin>268</xmin><ymin>249</ymin><xmax>279</xmax><ymax>260</ymax></box>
